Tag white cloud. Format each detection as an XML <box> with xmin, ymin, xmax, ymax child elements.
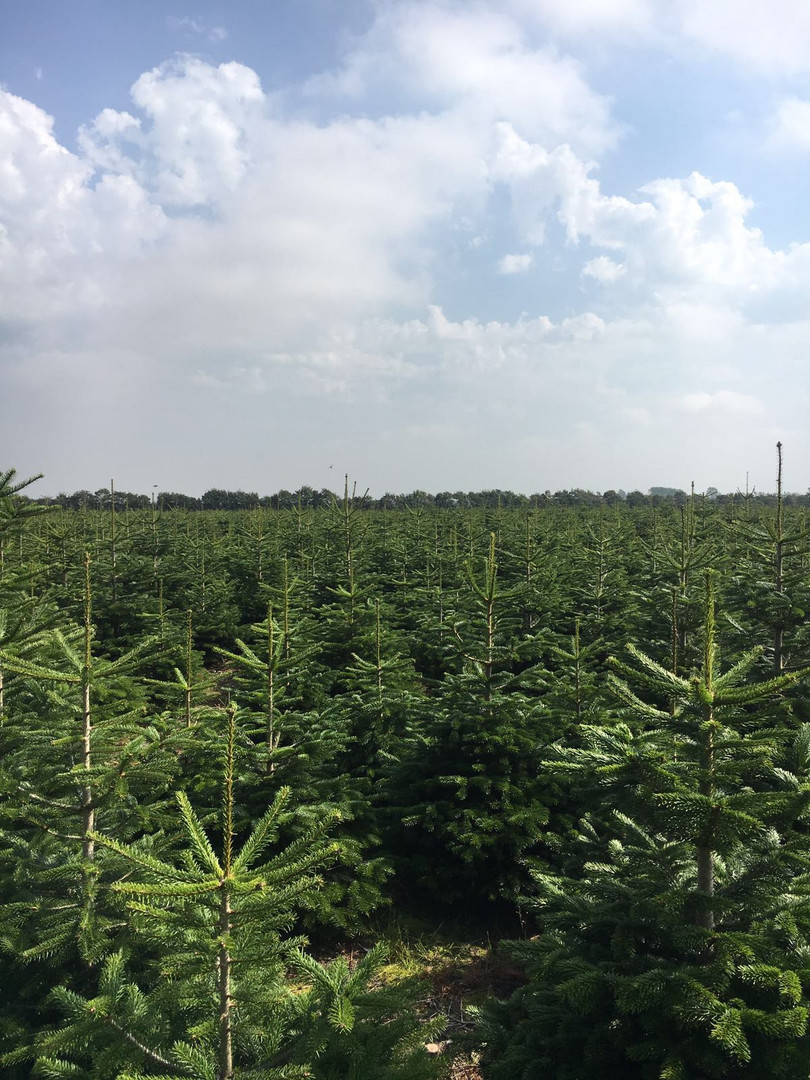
<box><xmin>78</xmin><ymin>108</ymin><xmax>143</xmax><ymax>174</ymax></box>
<box><xmin>308</xmin><ymin>4</ymin><xmax>620</xmax><ymax>157</ymax></box>
<box><xmin>497</xmin><ymin>252</ymin><xmax>535</xmax><ymax>274</ymax></box>
<box><xmin>673</xmin><ymin>0</ymin><xmax>810</xmax><ymax>74</ymax></box>
<box><xmin>78</xmin><ymin>57</ymin><xmax>265</xmax><ymax>207</ymax></box>
<box><xmin>510</xmin><ymin>0</ymin><xmax>655</xmax><ymax>39</ymax></box>
<box><xmin>1</xmin><ymin>28</ymin><xmax>621</xmax><ymax>362</ymax></box>
<box><xmin>0</xmin><ymin>89</ymin><xmax>166</xmax><ymax>322</ymax></box>
<box><xmin>582</xmin><ymin>255</ymin><xmax>626</xmax><ymax>282</ymax></box>
<box><xmin>769</xmin><ymin>98</ymin><xmax>810</xmax><ymax>150</ymax></box>
<box><xmin>480</xmin><ymin>0</ymin><xmax>810</xmax><ymax>83</ymax></box>
<box><xmin>495</xmin><ymin>143</ymin><xmax>801</xmax><ymax>307</ymax></box>
<box><xmin>130</xmin><ymin>57</ymin><xmax>264</xmax><ymax>206</ymax></box>
<box><xmin>0</xmin><ymin>51</ymin><xmax>501</xmax><ymax>364</ymax></box>
<box><xmin>504</xmin><ymin>0</ymin><xmax>810</xmax><ymax>74</ymax></box>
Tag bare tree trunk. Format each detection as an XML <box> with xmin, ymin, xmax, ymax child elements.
<box><xmin>81</xmin><ymin>553</ymin><xmax>95</xmax><ymax>861</ymax></box>
<box><xmin>81</xmin><ymin>678</ymin><xmax>95</xmax><ymax>861</ymax></box>
<box><xmin>267</xmin><ymin>605</ymin><xmax>276</xmax><ymax>775</ymax></box>
<box><xmin>696</xmin><ymin>577</ymin><xmax>716</xmax><ymax>935</ymax></box>
<box><xmin>219</xmin><ymin>707</ymin><xmax>236</xmax><ymax>1079</ymax></box>
<box><xmin>218</xmin><ymin>889</ymin><xmax>233</xmax><ymax>1080</ymax></box>
<box><xmin>774</xmin><ymin>442</ymin><xmax>785</xmax><ymax>672</ymax></box>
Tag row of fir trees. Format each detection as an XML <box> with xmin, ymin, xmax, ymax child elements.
<box><xmin>3</xmin><ymin>458</ymin><xmax>810</xmax><ymax>1077</ymax></box>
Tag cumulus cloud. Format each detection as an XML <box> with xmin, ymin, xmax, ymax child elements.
<box><xmin>497</xmin><ymin>252</ymin><xmax>535</xmax><ymax>274</ymax></box>
<box><xmin>307</xmin><ymin>3</ymin><xmax>620</xmax><ymax>157</ymax></box>
<box><xmin>91</xmin><ymin>57</ymin><xmax>265</xmax><ymax>206</ymax></box>
<box><xmin>0</xmin><ymin>89</ymin><xmax>166</xmax><ymax>323</ymax></box>
<box><xmin>0</xmin><ymin>21</ymin><xmax>620</xmax><ymax>359</ymax></box>
<box><xmin>503</xmin><ymin>143</ymin><xmax>804</xmax><ymax>309</ymax></box>
<box><xmin>483</xmin><ymin>123</ymin><xmax>801</xmax><ymax>307</ymax></box>
<box><xmin>582</xmin><ymin>255</ymin><xmax>626</xmax><ymax>283</ymax></box>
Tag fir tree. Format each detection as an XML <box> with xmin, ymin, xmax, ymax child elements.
<box><xmin>388</xmin><ymin>535</ymin><xmax>559</xmax><ymax>907</ymax></box>
<box><xmin>479</xmin><ymin>573</ymin><xmax>810</xmax><ymax>1079</ymax></box>
<box><xmin>16</xmin><ymin>708</ymin><xmax>445</xmax><ymax>1080</ymax></box>
<box><xmin>0</xmin><ymin>553</ymin><xmax>164</xmax><ymax>966</ymax></box>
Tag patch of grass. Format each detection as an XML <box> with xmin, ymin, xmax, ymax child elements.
<box><xmin>341</xmin><ymin>914</ymin><xmax>527</xmax><ymax>1079</ymax></box>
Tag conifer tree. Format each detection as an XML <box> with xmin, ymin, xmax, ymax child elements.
<box><xmin>479</xmin><ymin>573</ymin><xmax>810</xmax><ymax>1078</ymax></box>
<box><xmin>286</xmin><ymin>944</ymin><xmax>447</xmax><ymax>1080</ymax></box>
<box><xmin>17</xmin><ymin>708</ymin><xmax>445</xmax><ymax>1080</ymax></box>
<box><xmin>210</xmin><ymin>594</ymin><xmax>389</xmax><ymax>928</ymax></box>
<box><xmin>725</xmin><ymin>444</ymin><xmax>809</xmax><ymax>675</ymax></box>
<box><xmin>389</xmin><ymin>534</ymin><xmax>559</xmax><ymax>906</ymax></box>
<box><xmin>340</xmin><ymin>597</ymin><xmax>425</xmax><ymax>779</ymax></box>
<box><xmin>213</xmin><ymin>602</ymin><xmax>324</xmax><ymax>775</ymax></box>
<box><xmin>0</xmin><ymin>553</ymin><xmax>165</xmax><ymax>966</ymax></box>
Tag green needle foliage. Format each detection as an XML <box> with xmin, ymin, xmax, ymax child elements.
<box><xmin>479</xmin><ymin>573</ymin><xmax>810</xmax><ymax>1078</ymax></box>
<box><xmin>0</xmin><ymin>469</ymin><xmax>46</xmax><ymax>538</ymax></box>
<box><xmin>20</xmin><ymin>708</ymin><xmax>444</xmax><ymax>1080</ymax></box>
<box><xmin>11</xmin><ymin>459</ymin><xmax>810</xmax><ymax>1077</ymax></box>
<box><xmin>388</xmin><ymin>534</ymin><xmax>560</xmax><ymax>906</ymax></box>
<box><xmin>213</xmin><ymin>603</ymin><xmax>323</xmax><ymax>774</ymax></box>
<box><xmin>0</xmin><ymin>553</ymin><xmax>162</xmax><ymax>965</ymax></box>
<box><xmin>145</xmin><ymin>610</ymin><xmax>219</xmax><ymax>727</ymax></box>
<box><xmin>24</xmin><ymin>706</ymin><xmax>337</xmax><ymax>1078</ymax></box>
<box><xmin>286</xmin><ymin>944</ymin><xmax>447</xmax><ymax>1080</ymax></box>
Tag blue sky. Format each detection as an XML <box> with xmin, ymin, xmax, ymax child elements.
<box><xmin>3</xmin><ymin>0</ymin><xmax>810</xmax><ymax>496</ymax></box>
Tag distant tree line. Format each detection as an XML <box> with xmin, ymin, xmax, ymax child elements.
<box><xmin>21</xmin><ymin>483</ymin><xmax>810</xmax><ymax>511</ymax></box>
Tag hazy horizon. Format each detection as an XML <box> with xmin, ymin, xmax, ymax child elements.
<box><xmin>21</xmin><ymin>471</ymin><xmax>791</xmax><ymax>503</ymax></box>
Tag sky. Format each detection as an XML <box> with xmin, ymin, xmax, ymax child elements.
<box><xmin>2</xmin><ymin>0</ymin><xmax>810</xmax><ymax>497</ymax></box>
